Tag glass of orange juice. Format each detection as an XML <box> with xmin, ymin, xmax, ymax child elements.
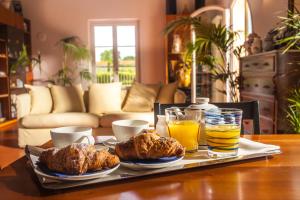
<box><xmin>165</xmin><ymin>107</ymin><xmax>202</xmax><ymax>152</ymax></box>
<box><xmin>205</xmin><ymin>108</ymin><xmax>243</xmax><ymax>158</ymax></box>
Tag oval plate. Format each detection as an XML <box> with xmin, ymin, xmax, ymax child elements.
<box><xmin>34</xmin><ymin>164</ymin><xmax>120</xmax><ymax>181</ymax></box>
<box><xmin>121</xmin><ymin>156</ymin><xmax>184</xmax><ymax>170</ymax></box>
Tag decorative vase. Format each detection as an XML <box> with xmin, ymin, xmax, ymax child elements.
<box><xmin>262</xmin><ymin>38</ymin><xmax>274</xmax><ymax>52</ymax></box>
<box><xmin>172</xmin><ymin>34</ymin><xmax>182</xmax><ymax>53</ymax></box>
<box><xmin>177</xmin><ymin>67</ymin><xmax>191</xmax><ymax>88</ymax></box>
<box><xmin>251</xmin><ymin>37</ymin><xmax>262</xmax><ymax>54</ymax></box>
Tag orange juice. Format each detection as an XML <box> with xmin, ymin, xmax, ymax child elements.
<box><xmin>206</xmin><ymin>125</ymin><xmax>240</xmax><ymax>153</ymax></box>
<box><xmin>168</xmin><ymin>120</ymin><xmax>200</xmax><ymax>152</ymax></box>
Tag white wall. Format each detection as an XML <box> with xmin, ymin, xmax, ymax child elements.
<box><xmin>249</xmin><ymin>0</ymin><xmax>288</xmax><ymax>38</ymax></box>
<box><xmin>207</xmin><ymin>0</ymin><xmax>289</xmax><ymax>38</ymax></box>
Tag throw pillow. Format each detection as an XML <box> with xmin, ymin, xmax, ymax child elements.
<box><xmin>157</xmin><ymin>82</ymin><xmax>178</xmax><ymax>104</ymax></box>
<box><xmin>50</xmin><ymin>84</ymin><xmax>86</xmax><ymax>113</ymax></box>
<box><xmin>89</xmin><ymin>82</ymin><xmax>122</xmax><ymax>115</ymax></box>
<box><xmin>122</xmin><ymin>82</ymin><xmax>161</xmax><ymax>112</ymax></box>
<box><xmin>25</xmin><ymin>84</ymin><xmax>53</xmax><ymax>114</ymax></box>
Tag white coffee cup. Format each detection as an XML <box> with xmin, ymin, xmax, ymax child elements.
<box><xmin>112</xmin><ymin>120</ymin><xmax>149</xmax><ymax>142</ymax></box>
<box><xmin>50</xmin><ymin>126</ymin><xmax>95</xmax><ymax>148</ymax></box>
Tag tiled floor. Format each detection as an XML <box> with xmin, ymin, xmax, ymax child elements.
<box><xmin>0</xmin><ymin>124</ymin><xmax>24</xmax><ymax>169</ymax></box>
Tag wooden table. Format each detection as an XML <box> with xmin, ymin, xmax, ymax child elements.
<box><xmin>1</xmin><ymin>134</ymin><xmax>300</xmax><ymax>200</ymax></box>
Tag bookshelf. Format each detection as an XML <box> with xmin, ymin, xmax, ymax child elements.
<box><xmin>0</xmin><ymin>7</ymin><xmax>32</xmax><ymax>124</ymax></box>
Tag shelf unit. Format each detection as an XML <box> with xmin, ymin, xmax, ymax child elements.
<box><xmin>0</xmin><ymin>9</ymin><xmax>32</xmax><ymax>123</ymax></box>
<box><xmin>164</xmin><ymin>14</ymin><xmax>213</xmax><ymax>102</ymax></box>
<box><xmin>0</xmin><ymin>39</ymin><xmax>11</xmax><ymax>121</ymax></box>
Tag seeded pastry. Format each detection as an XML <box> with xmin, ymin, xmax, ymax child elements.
<box><xmin>115</xmin><ymin>130</ymin><xmax>185</xmax><ymax>160</ymax></box>
<box><xmin>39</xmin><ymin>143</ymin><xmax>120</xmax><ymax>175</ymax></box>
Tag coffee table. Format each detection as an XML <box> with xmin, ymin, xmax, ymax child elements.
<box><xmin>1</xmin><ymin>134</ymin><xmax>300</xmax><ymax>199</ymax></box>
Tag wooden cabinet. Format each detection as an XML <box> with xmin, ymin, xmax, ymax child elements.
<box><xmin>240</xmin><ymin>50</ymin><xmax>300</xmax><ymax>133</ymax></box>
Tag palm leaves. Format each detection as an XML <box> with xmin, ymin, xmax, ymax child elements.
<box><xmin>59</xmin><ymin>36</ymin><xmax>91</xmax><ymax>64</ymax></box>
<box><xmin>11</xmin><ymin>44</ymin><xmax>30</xmax><ymax>73</ymax></box>
<box><xmin>287</xmin><ymin>89</ymin><xmax>300</xmax><ymax>133</ymax></box>
<box><xmin>164</xmin><ymin>17</ymin><xmax>240</xmax><ymax>102</ymax></box>
<box><xmin>56</xmin><ymin>67</ymin><xmax>72</xmax><ymax>86</ymax></box>
<box><xmin>276</xmin><ymin>9</ymin><xmax>300</xmax><ymax>53</ymax></box>
<box><xmin>11</xmin><ymin>44</ymin><xmax>42</xmax><ymax>74</ymax></box>
<box><xmin>55</xmin><ymin>36</ymin><xmax>92</xmax><ymax>85</ymax></box>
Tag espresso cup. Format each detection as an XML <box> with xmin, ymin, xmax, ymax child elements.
<box><xmin>50</xmin><ymin>126</ymin><xmax>95</xmax><ymax>148</ymax></box>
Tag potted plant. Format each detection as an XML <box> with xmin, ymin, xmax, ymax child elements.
<box><xmin>276</xmin><ymin>9</ymin><xmax>300</xmax><ymax>52</ymax></box>
<box><xmin>165</xmin><ymin>17</ymin><xmax>242</xmax><ymax>102</ymax></box>
<box><xmin>54</xmin><ymin>36</ymin><xmax>92</xmax><ymax>86</ymax></box>
<box><xmin>175</xmin><ymin>54</ymin><xmax>191</xmax><ymax>88</ymax></box>
<box><xmin>287</xmin><ymin>89</ymin><xmax>300</xmax><ymax>133</ymax></box>
<box><xmin>276</xmin><ymin>9</ymin><xmax>300</xmax><ymax>133</ymax></box>
<box><xmin>11</xmin><ymin>44</ymin><xmax>41</xmax><ymax>87</ymax></box>
<box><xmin>11</xmin><ymin>44</ymin><xmax>30</xmax><ymax>74</ymax></box>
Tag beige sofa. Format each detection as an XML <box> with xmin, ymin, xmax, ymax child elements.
<box><xmin>16</xmin><ymin>88</ymin><xmax>186</xmax><ymax>147</ymax></box>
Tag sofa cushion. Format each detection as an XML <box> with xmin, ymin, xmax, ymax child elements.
<box><xmin>121</xmin><ymin>88</ymin><xmax>129</xmax><ymax>107</ymax></box>
<box><xmin>100</xmin><ymin>112</ymin><xmax>154</xmax><ymax>128</ymax></box>
<box><xmin>89</xmin><ymin>82</ymin><xmax>122</xmax><ymax>115</ymax></box>
<box><xmin>50</xmin><ymin>84</ymin><xmax>86</xmax><ymax>113</ymax></box>
<box><xmin>122</xmin><ymin>82</ymin><xmax>160</xmax><ymax>112</ymax></box>
<box><xmin>174</xmin><ymin>89</ymin><xmax>187</xmax><ymax>103</ymax></box>
<box><xmin>25</xmin><ymin>85</ymin><xmax>53</xmax><ymax>114</ymax></box>
<box><xmin>157</xmin><ymin>82</ymin><xmax>178</xmax><ymax>104</ymax></box>
<box><xmin>21</xmin><ymin>112</ymin><xmax>99</xmax><ymax>128</ymax></box>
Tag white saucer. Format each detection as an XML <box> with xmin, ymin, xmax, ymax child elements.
<box><xmin>34</xmin><ymin>164</ymin><xmax>120</xmax><ymax>181</ymax></box>
<box><xmin>121</xmin><ymin>156</ymin><xmax>184</xmax><ymax>170</ymax></box>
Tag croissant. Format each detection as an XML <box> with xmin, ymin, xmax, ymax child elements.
<box><xmin>115</xmin><ymin>130</ymin><xmax>185</xmax><ymax>160</ymax></box>
<box><xmin>39</xmin><ymin>143</ymin><xmax>120</xmax><ymax>175</ymax></box>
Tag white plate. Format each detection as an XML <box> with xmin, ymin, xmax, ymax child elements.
<box><xmin>34</xmin><ymin>164</ymin><xmax>120</xmax><ymax>181</ymax></box>
<box><xmin>121</xmin><ymin>156</ymin><xmax>184</xmax><ymax>170</ymax></box>
<box><xmin>102</xmin><ymin>138</ymin><xmax>118</xmax><ymax>149</ymax></box>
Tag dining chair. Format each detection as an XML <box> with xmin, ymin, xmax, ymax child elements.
<box><xmin>154</xmin><ymin>101</ymin><xmax>260</xmax><ymax>134</ymax></box>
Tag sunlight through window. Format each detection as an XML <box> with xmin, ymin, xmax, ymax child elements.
<box><xmin>90</xmin><ymin>21</ymin><xmax>138</xmax><ymax>86</ymax></box>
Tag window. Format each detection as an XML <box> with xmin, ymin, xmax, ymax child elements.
<box><xmin>90</xmin><ymin>21</ymin><xmax>138</xmax><ymax>86</ymax></box>
<box><xmin>231</xmin><ymin>0</ymin><xmax>252</xmax><ymax>48</ymax></box>
<box><xmin>230</xmin><ymin>0</ymin><xmax>252</xmax><ymax>71</ymax></box>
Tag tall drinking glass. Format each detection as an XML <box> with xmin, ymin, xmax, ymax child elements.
<box><xmin>205</xmin><ymin>108</ymin><xmax>243</xmax><ymax>158</ymax></box>
<box><xmin>165</xmin><ymin>107</ymin><xmax>202</xmax><ymax>152</ymax></box>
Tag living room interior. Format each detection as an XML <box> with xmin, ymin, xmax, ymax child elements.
<box><xmin>0</xmin><ymin>0</ymin><xmax>300</xmax><ymax>199</ymax></box>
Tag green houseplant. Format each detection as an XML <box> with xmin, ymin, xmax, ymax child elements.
<box><xmin>11</xmin><ymin>44</ymin><xmax>30</xmax><ymax>73</ymax></box>
<box><xmin>11</xmin><ymin>44</ymin><xmax>41</xmax><ymax>73</ymax></box>
<box><xmin>287</xmin><ymin>89</ymin><xmax>300</xmax><ymax>133</ymax></box>
<box><xmin>276</xmin><ymin>9</ymin><xmax>300</xmax><ymax>52</ymax></box>
<box><xmin>164</xmin><ymin>17</ymin><xmax>242</xmax><ymax>102</ymax></box>
<box><xmin>276</xmin><ymin>10</ymin><xmax>300</xmax><ymax>133</ymax></box>
<box><xmin>54</xmin><ymin>36</ymin><xmax>92</xmax><ymax>86</ymax></box>
<box><xmin>11</xmin><ymin>43</ymin><xmax>42</xmax><ymax>85</ymax></box>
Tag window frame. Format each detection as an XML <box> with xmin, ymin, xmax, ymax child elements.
<box><xmin>89</xmin><ymin>19</ymin><xmax>140</xmax><ymax>83</ymax></box>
